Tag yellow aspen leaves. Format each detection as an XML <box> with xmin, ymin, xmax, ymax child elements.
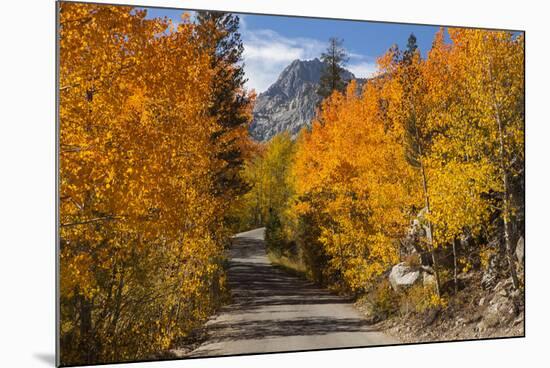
<box><xmin>59</xmin><ymin>3</ymin><xmax>250</xmax><ymax>365</ymax></box>
<box><xmin>291</xmin><ymin>80</ymin><xmax>420</xmax><ymax>291</ymax></box>
<box><xmin>278</xmin><ymin>29</ymin><xmax>523</xmax><ymax>294</ymax></box>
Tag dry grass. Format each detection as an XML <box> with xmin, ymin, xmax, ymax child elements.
<box><xmin>267</xmin><ymin>250</ymin><xmax>308</xmax><ymax>279</ymax></box>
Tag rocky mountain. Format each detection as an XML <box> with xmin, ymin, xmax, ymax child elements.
<box><xmin>250</xmin><ymin>58</ymin><xmax>362</xmax><ymax>142</ymax></box>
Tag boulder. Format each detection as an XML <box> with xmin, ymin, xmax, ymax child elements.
<box><xmin>481</xmin><ymin>250</ymin><xmax>501</xmax><ymax>290</ymax></box>
<box><xmin>482</xmin><ymin>294</ymin><xmax>517</xmax><ymax>328</ymax></box>
<box><xmin>516</xmin><ymin>236</ymin><xmax>524</xmax><ymax>264</ymax></box>
<box><xmin>423</xmin><ymin>271</ymin><xmax>436</xmax><ymax>287</ymax></box>
<box><xmin>478</xmin><ymin>277</ymin><xmax>518</xmax><ymax>331</ymax></box>
<box><xmin>389</xmin><ymin>262</ymin><xmax>420</xmax><ymax>291</ymax></box>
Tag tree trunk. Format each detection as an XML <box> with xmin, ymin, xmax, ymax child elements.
<box><xmin>425</xmin><ymin>217</ymin><xmax>441</xmax><ymax>297</ymax></box>
<box><xmin>503</xmin><ymin>214</ymin><xmax>519</xmax><ymax>289</ymax></box>
<box><xmin>419</xmin><ymin>149</ymin><xmax>441</xmax><ymax>297</ymax></box>
<box><xmin>78</xmin><ymin>295</ymin><xmax>96</xmax><ymax>364</ymax></box>
<box><xmin>490</xmin><ymin>61</ymin><xmax>519</xmax><ymax>290</ymax></box>
<box><xmin>453</xmin><ymin>238</ymin><xmax>459</xmax><ymax>295</ymax></box>
<box><xmin>109</xmin><ymin>268</ymin><xmax>125</xmax><ymax>361</ymax></box>
<box><xmin>494</xmin><ymin>101</ymin><xmax>519</xmax><ymax>290</ymax></box>
<box><xmin>408</xmin><ymin>91</ymin><xmax>441</xmax><ymax>297</ymax></box>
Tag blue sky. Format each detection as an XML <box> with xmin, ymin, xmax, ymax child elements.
<box><xmin>145</xmin><ymin>7</ymin><xmax>440</xmax><ymax>92</ymax></box>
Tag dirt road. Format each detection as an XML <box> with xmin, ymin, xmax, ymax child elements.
<box><xmin>185</xmin><ymin>228</ymin><xmax>396</xmax><ymax>357</ymax></box>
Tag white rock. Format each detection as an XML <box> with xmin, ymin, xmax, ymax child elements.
<box><xmin>389</xmin><ymin>262</ymin><xmax>420</xmax><ymax>291</ymax></box>
<box><xmin>516</xmin><ymin>236</ymin><xmax>525</xmax><ymax>264</ymax></box>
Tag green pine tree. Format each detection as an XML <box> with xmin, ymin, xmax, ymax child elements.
<box><xmin>317</xmin><ymin>37</ymin><xmax>349</xmax><ymax>100</ymax></box>
<box><xmin>195</xmin><ymin>12</ymin><xmax>252</xmax><ymax>197</ymax></box>
<box><xmin>402</xmin><ymin>33</ymin><xmax>418</xmax><ymax>65</ymax></box>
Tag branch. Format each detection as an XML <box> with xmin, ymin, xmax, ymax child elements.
<box><xmin>61</xmin><ymin>215</ymin><xmax>122</xmax><ymax>227</ymax></box>
<box><xmin>59</xmin><ymin>83</ymin><xmax>80</xmax><ymax>92</ymax></box>
<box><xmin>59</xmin><ymin>16</ymin><xmax>93</xmax><ymax>27</ymax></box>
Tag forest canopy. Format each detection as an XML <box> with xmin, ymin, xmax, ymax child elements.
<box><xmin>58</xmin><ymin>2</ymin><xmax>524</xmax><ymax>364</ymax></box>
<box><xmin>252</xmin><ymin>28</ymin><xmax>524</xmax><ymax>303</ymax></box>
<box><xmin>59</xmin><ymin>3</ymin><xmax>253</xmax><ymax>364</ymax></box>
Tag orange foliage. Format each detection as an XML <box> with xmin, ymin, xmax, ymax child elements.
<box><xmin>59</xmin><ymin>3</ymin><xmax>250</xmax><ymax>364</ymax></box>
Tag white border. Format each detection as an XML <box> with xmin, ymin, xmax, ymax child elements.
<box><xmin>1</xmin><ymin>1</ymin><xmax>548</xmax><ymax>367</ymax></box>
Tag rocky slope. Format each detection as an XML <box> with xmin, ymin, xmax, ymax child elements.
<box><xmin>250</xmin><ymin>58</ymin><xmax>361</xmax><ymax>142</ymax></box>
<box><xmin>355</xmin><ymin>210</ymin><xmax>525</xmax><ymax>344</ymax></box>
<box><xmin>363</xmin><ymin>272</ymin><xmax>524</xmax><ymax>344</ymax></box>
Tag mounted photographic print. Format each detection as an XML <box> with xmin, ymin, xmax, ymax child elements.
<box><xmin>57</xmin><ymin>1</ymin><xmax>525</xmax><ymax>366</ymax></box>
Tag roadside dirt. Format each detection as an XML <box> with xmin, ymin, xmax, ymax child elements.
<box><xmin>356</xmin><ymin>272</ymin><xmax>524</xmax><ymax>344</ymax></box>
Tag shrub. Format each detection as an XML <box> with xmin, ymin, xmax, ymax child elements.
<box><xmin>400</xmin><ymin>284</ymin><xmax>447</xmax><ymax>315</ymax></box>
<box><xmin>360</xmin><ymin>279</ymin><xmax>399</xmax><ymax>322</ymax></box>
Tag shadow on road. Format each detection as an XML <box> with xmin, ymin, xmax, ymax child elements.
<box><xmin>227</xmin><ymin>236</ymin><xmax>348</xmax><ymax>306</ymax></box>
<box><xmin>215</xmin><ymin>235</ymin><xmax>376</xmax><ymax>339</ymax></box>
<box><xmin>181</xmin><ymin>229</ymin><xmax>395</xmax><ymax>357</ymax></box>
<box><xmin>206</xmin><ymin>316</ymin><xmax>373</xmax><ymax>343</ymax></box>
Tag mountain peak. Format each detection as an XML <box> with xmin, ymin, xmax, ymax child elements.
<box><xmin>250</xmin><ymin>59</ymin><xmax>360</xmax><ymax>141</ymax></box>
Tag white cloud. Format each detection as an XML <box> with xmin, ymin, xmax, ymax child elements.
<box><xmin>348</xmin><ymin>51</ymin><xmax>368</xmax><ymax>59</ymax></box>
<box><xmin>239</xmin><ymin>17</ymin><xmax>376</xmax><ymax>92</ymax></box>
<box><xmin>241</xmin><ymin>28</ymin><xmax>325</xmax><ymax>92</ymax></box>
<box><xmin>346</xmin><ymin>52</ymin><xmax>378</xmax><ymax>79</ymax></box>
<box><xmin>347</xmin><ymin>61</ymin><xmax>378</xmax><ymax>79</ymax></box>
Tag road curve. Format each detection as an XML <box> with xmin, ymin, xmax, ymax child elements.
<box><xmin>185</xmin><ymin>227</ymin><xmax>397</xmax><ymax>357</ymax></box>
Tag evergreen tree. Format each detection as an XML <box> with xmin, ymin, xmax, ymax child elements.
<box><xmin>195</xmin><ymin>12</ymin><xmax>252</xmax><ymax>197</ymax></box>
<box><xmin>317</xmin><ymin>37</ymin><xmax>349</xmax><ymax>99</ymax></box>
<box><xmin>402</xmin><ymin>33</ymin><xmax>418</xmax><ymax>64</ymax></box>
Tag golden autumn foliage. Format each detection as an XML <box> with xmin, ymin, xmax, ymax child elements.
<box><xmin>422</xmin><ymin>29</ymin><xmax>524</xmax><ymax>249</ymax></box>
<box><xmin>59</xmin><ymin>3</ymin><xmax>524</xmax><ymax>362</ymax></box>
<box><xmin>267</xmin><ymin>28</ymin><xmax>524</xmax><ymax>296</ymax></box>
<box><xmin>291</xmin><ymin>80</ymin><xmax>420</xmax><ymax>291</ymax></box>
<box><xmin>59</xmin><ymin>3</ymin><xmax>251</xmax><ymax>365</ymax></box>
<box><xmin>228</xmin><ymin>132</ymin><xmax>296</xmax><ymax>235</ymax></box>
